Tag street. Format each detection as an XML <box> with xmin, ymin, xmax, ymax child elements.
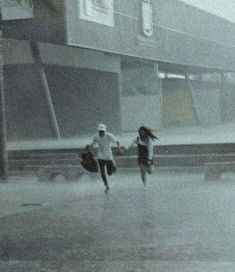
<box><xmin>1</xmin><ymin>171</ymin><xmax>235</xmax><ymax>271</ymax></box>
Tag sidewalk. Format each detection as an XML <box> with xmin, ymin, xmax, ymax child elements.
<box><xmin>0</xmin><ymin>176</ymin><xmax>49</xmax><ymax>218</ymax></box>
<box><xmin>0</xmin><ymin>174</ymin><xmax>95</xmax><ymax>219</ymax></box>
<box><xmin>7</xmin><ymin>122</ymin><xmax>235</xmax><ymax>151</ymax></box>
<box><xmin>1</xmin><ymin>171</ymin><xmax>235</xmax><ymax>271</ymax></box>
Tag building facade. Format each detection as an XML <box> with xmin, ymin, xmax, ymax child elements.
<box><xmin>3</xmin><ymin>0</ymin><xmax>235</xmax><ymax>140</ymax></box>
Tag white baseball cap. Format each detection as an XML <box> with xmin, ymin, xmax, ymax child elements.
<box><xmin>97</xmin><ymin>123</ymin><xmax>106</xmax><ymax>131</ymax></box>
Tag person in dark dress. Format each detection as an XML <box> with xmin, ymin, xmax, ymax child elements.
<box><xmin>127</xmin><ymin>126</ymin><xmax>158</xmax><ymax>185</ymax></box>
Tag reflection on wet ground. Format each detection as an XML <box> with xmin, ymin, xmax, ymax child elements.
<box><xmin>0</xmin><ymin>172</ymin><xmax>235</xmax><ymax>271</ymax></box>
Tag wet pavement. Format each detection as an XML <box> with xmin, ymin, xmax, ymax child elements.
<box><xmin>1</xmin><ymin>171</ymin><xmax>235</xmax><ymax>271</ymax></box>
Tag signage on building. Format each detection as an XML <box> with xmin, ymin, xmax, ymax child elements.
<box><xmin>93</xmin><ymin>0</ymin><xmax>109</xmax><ymax>13</ymax></box>
<box><xmin>141</xmin><ymin>0</ymin><xmax>153</xmax><ymax>37</ymax></box>
<box><xmin>79</xmin><ymin>0</ymin><xmax>114</xmax><ymax>27</ymax></box>
<box><xmin>1</xmin><ymin>0</ymin><xmax>33</xmax><ymax>20</ymax></box>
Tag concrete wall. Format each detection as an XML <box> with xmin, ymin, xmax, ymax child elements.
<box><xmin>45</xmin><ymin>66</ymin><xmax>121</xmax><ymax>136</ymax></box>
<box><xmin>3</xmin><ymin>0</ymin><xmax>235</xmax><ymax>71</ymax></box>
<box><xmin>120</xmin><ymin>62</ymin><xmax>161</xmax><ymax>131</ymax></box>
<box><xmin>4</xmin><ymin>65</ymin><xmax>51</xmax><ymax>140</ymax></box>
<box><xmin>3</xmin><ymin>0</ymin><xmax>66</xmax><ymax>44</ymax></box>
<box><xmin>191</xmin><ymin>81</ymin><xmax>221</xmax><ymax>126</ymax></box>
<box><xmin>220</xmin><ymin>78</ymin><xmax>235</xmax><ymax>123</ymax></box>
<box><xmin>120</xmin><ymin>95</ymin><xmax>161</xmax><ymax>131</ymax></box>
<box><xmin>3</xmin><ymin>40</ymin><xmax>122</xmax><ymax>139</ymax></box>
<box><xmin>37</xmin><ymin>43</ymin><xmax>121</xmax><ymax>73</ymax></box>
<box><xmin>66</xmin><ymin>0</ymin><xmax>235</xmax><ymax>72</ymax></box>
<box><xmin>4</xmin><ymin>64</ymin><xmax>120</xmax><ymax>140</ymax></box>
<box><xmin>3</xmin><ymin>39</ymin><xmax>33</xmax><ymax>65</ymax></box>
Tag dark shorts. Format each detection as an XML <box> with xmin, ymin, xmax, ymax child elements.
<box><xmin>137</xmin><ymin>144</ymin><xmax>153</xmax><ymax>166</ymax></box>
<box><xmin>138</xmin><ymin>158</ymin><xmax>153</xmax><ymax>167</ymax></box>
<box><xmin>98</xmin><ymin>159</ymin><xmax>117</xmax><ymax>175</ymax></box>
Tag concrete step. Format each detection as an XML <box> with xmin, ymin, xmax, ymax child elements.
<box><xmin>9</xmin><ymin>159</ymin><xmax>80</xmax><ymax>168</ymax></box>
<box><xmin>7</xmin><ymin>143</ymin><xmax>235</xmax><ymax>176</ymax></box>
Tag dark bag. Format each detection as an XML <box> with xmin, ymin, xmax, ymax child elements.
<box><xmin>80</xmin><ymin>149</ymin><xmax>98</xmax><ymax>173</ymax></box>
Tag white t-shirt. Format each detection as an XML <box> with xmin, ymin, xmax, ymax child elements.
<box><xmin>91</xmin><ymin>132</ymin><xmax>118</xmax><ymax>160</ymax></box>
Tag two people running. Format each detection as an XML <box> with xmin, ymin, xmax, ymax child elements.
<box><xmin>86</xmin><ymin>123</ymin><xmax>158</xmax><ymax>192</ymax></box>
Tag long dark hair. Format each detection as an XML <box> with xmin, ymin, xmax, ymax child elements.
<box><xmin>139</xmin><ymin>126</ymin><xmax>159</xmax><ymax>140</ymax></box>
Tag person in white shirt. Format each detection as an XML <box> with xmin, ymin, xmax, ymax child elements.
<box><xmin>90</xmin><ymin>123</ymin><xmax>122</xmax><ymax>193</ymax></box>
<box><xmin>127</xmin><ymin>126</ymin><xmax>158</xmax><ymax>185</ymax></box>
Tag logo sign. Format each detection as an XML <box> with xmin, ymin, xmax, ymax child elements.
<box><xmin>141</xmin><ymin>0</ymin><xmax>153</xmax><ymax>37</ymax></box>
<box><xmin>80</xmin><ymin>0</ymin><xmax>114</xmax><ymax>27</ymax></box>
<box><xmin>84</xmin><ymin>0</ymin><xmax>109</xmax><ymax>15</ymax></box>
<box><xmin>93</xmin><ymin>0</ymin><xmax>109</xmax><ymax>13</ymax></box>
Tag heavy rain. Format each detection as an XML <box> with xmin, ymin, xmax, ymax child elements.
<box><xmin>0</xmin><ymin>0</ymin><xmax>235</xmax><ymax>271</ymax></box>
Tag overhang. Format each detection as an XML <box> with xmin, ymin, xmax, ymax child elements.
<box><xmin>3</xmin><ymin>39</ymin><xmax>121</xmax><ymax>73</ymax></box>
<box><xmin>3</xmin><ymin>39</ymin><xmax>34</xmax><ymax>65</ymax></box>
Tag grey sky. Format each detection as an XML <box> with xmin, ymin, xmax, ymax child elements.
<box><xmin>180</xmin><ymin>0</ymin><xmax>235</xmax><ymax>23</ymax></box>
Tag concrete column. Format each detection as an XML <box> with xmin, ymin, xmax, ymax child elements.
<box><xmin>155</xmin><ymin>63</ymin><xmax>162</xmax><ymax>129</ymax></box>
<box><xmin>116</xmin><ymin>72</ymin><xmax>122</xmax><ymax>133</ymax></box>
<box><xmin>0</xmin><ymin>10</ymin><xmax>8</xmax><ymax>181</ymax></box>
<box><xmin>220</xmin><ymin>73</ymin><xmax>227</xmax><ymax>123</ymax></box>
<box><xmin>30</xmin><ymin>41</ymin><xmax>61</xmax><ymax>138</ymax></box>
<box><xmin>185</xmin><ymin>74</ymin><xmax>199</xmax><ymax>125</ymax></box>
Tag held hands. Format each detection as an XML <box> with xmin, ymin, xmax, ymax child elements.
<box><xmin>116</xmin><ymin>146</ymin><xmax>125</xmax><ymax>155</ymax></box>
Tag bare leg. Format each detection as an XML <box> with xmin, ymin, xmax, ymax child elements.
<box><xmin>147</xmin><ymin>164</ymin><xmax>154</xmax><ymax>174</ymax></box>
<box><xmin>98</xmin><ymin>160</ymin><xmax>110</xmax><ymax>192</ymax></box>
<box><xmin>140</xmin><ymin>164</ymin><xmax>147</xmax><ymax>186</ymax></box>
